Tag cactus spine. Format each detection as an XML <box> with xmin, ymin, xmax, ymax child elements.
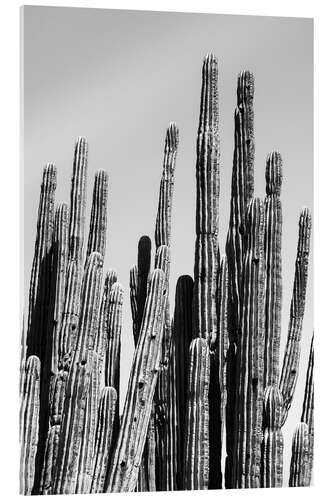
<box><xmin>279</xmin><ymin>209</ymin><xmax>312</xmax><ymax>423</ymax></box>
<box><xmin>105</xmin><ymin>268</ymin><xmax>167</xmax><ymax>492</ymax></box>
<box><xmin>20</xmin><ymin>356</ymin><xmax>41</xmax><ymax>495</ymax></box>
<box><xmin>289</xmin><ymin>422</ymin><xmax>309</xmax><ymax>487</ymax></box>
<box><xmin>261</xmin><ymin>386</ymin><xmax>284</xmax><ymax>487</ymax></box>
<box><xmin>301</xmin><ymin>334</ymin><xmax>314</xmax><ymax>485</ymax></box>
<box><xmin>234</xmin><ymin>198</ymin><xmax>265</xmax><ymax>488</ymax></box>
<box><xmin>264</xmin><ymin>152</ymin><xmax>283</xmax><ymax>387</ymax></box>
<box><xmin>183</xmin><ymin>338</ymin><xmax>210</xmax><ymax>490</ymax></box>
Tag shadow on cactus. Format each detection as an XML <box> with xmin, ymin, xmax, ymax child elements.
<box><xmin>20</xmin><ymin>53</ymin><xmax>313</xmax><ymax>494</ymax></box>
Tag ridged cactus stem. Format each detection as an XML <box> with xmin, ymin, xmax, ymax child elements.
<box><xmin>289</xmin><ymin>422</ymin><xmax>309</xmax><ymax>487</ymax></box>
<box><xmin>264</xmin><ymin>152</ymin><xmax>282</xmax><ymax>387</ymax></box>
<box><xmin>104</xmin><ymin>283</ymin><xmax>123</xmax><ymax>390</ymax></box>
<box><xmin>183</xmin><ymin>338</ymin><xmax>210</xmax><ymax>490</ymax></box>
<box><xmin>86</xmin><ymin>169</ymin><xmax>108</xmax><ymax>263</ymax></box>
<box><xmin>193</xmin><ymin>53</ymin><xmax>220</xmax><ymax>346</ymax></box>
<box><xmin>26</xmin><ymin>163</ymin><xmax>57</xmax><ymax>360</ymax></box>
<box><xmin>68</xmin><ymin>136</ymin><xmax>88</xmax><ymax>264</ymax></box>
<box><xmin>39</xmin><ymin>425</ymin><xmax>60</xmax><ymax>495</ymax></box>
<box><xmin>51</xmin><ymin>203</ymin><xmax>69</xmax><ymax>374</ymax></box>
<box><xmin>96</xmin><ymin>269</ymin><xmax>118</xmax><ymax>367</ymax></box>
<box><xmin>261</xmin><ymin>386</ymin><xmax>284</xmax><ymax>487</ymax></box>
<box><xmin>233</xmin><ymin>198</ymin><xmax>265</xmax><ymax>489</ymax></box>
<box><xmin>155</xmin><ymin>122</ymin><xmax>179</xmax><ymax>247</ymax></box>
<box><xmin>301</xmin><ymin>334</ymin><xmax>314</xmax><ymax>485</ymax></box>
<box><xmin>174</xmin><ymin>275</ymin><xmax>193</xmax><ymax>488</ymax></box>
<box><xmin>104</xmin><ymin>269</ymin><xmax>167</xmax><ymax>493</ymax></box>
<box><xmin>53</xmin><ymin>252</ymin><xmax>103</xmax><ymax>494</ymax></box>
<box><xmin>226</xmin><ymin>71</ymin><xmax>255</xmax><ymax>340</ymax></box>
<box><xmin>136</xmin><ymin>236</ymin><xmax>152</xmax><ymax>344</ymax></box>
<box><xmin>90</xmin><ymin>387</ymin><xmax>118</xmax><ymax>493</ymax></box>
<box><xmin>279</xmin><ymin>208</ymin><xmax>312</xmax><ymax>424</ymax></box>
<box><xmin>20</xmin><ymin>356</ymin><xmax>41</xmax><ymax>495</ymax></box>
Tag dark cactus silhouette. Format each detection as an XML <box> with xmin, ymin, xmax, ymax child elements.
<box><xmin>21</xmin><ymin>53</ymin><xmax>312</xmax><ymax>495</ymax></box>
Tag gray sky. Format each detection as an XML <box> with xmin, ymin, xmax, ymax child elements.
<box><xmin>23</xmin><ymin>6</ymin><xmax>313</xmax><ymax>486</ymax></box>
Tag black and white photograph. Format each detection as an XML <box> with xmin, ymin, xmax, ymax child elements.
<box><xmin>19</xmin><ymin>4</ymin><xmax>313</xmax><ymax>495</ymax></box>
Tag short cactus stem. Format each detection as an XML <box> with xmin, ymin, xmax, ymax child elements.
<box><xmin>279</xmin><ymin>208</ymin><xmax>312</xmax><ymax>424</ymax></box>
<box><xmin>264</xmin><ymin>152</ymin><xmax>283</xmax><ymax>387</ymax></box>
<box><xmin>129</xmin><ymin>265</ymin><xmax>139</xmax><ymax>344</ymax></box>
<box><xmin>136</xmin><ymin>236</ymin><xmax>152</xmax><ymax>343</ymax></box>
<box><xmin>193</xmin><ymin>53</ymin><xmax>220</xmax><ymax>346</ymax></box>
<box><xmin>261</xmin><ymin>386</ymin><xmax>284</xmax><ymax>488</ymax></box>
<box><xmin>39</xmin><ymin>425</ymin><xmax>60</xmax><ymax>495</ymax></box>
<box><xmin>68</xmin><ymin>136</ymin><xmax>88</xmax><ymax>264</ymax></box>
<box><xmin>105</xmin><ymin>269</ymin><xmax>167</xmax><ymax>493</ymax></box>
<box><xmin>86</xmin><ymin>169</ymin><xmax>108</xmax><ymax>262</ymax></box>
<box><xmin>20</xmin><ymin>355</ymin><xmax>41</xmax><ymax>495</ymax></box>
<box><xmin>301</xmin><ymin>334</ymin><xmax>314</xmax><ymax>485</ymax></box>
<box><xmin>174</xmin><ymin>275</ymin><xmax>193</xmax><ymax>487</ymax></box>
<box><xmin>90</xmin><ymin>387</ymin><xmax>117</xmax><ymax>493</ymax></box>
<box><xmin>234</xmin><ymin>198</ymin><xmax>265</xmax><ymax>489</ymax></box>
<box><xmin>289</xmin><ymin>422</ymin><xmax>309</xmax><ymax>487</ymax></box>
<box><xmin>183</xmin><ymin>338</ymin><xmax>210</xmax><ymax>490</ymax></box>
<box><xmin>26</xmin><ymin>163</ymin><xmax>57</xmax><ymax>361</ymax></box>
<box><xmin>96</xmin><ymin>269</ymin><xmax>118</xmax><ymax>366</ymax></box>
<box><xmin>53</xmin><ymin>252</ymin><xmax>103</xmax><ymax>495</ymax></box>
<box><xmin>50</xmin><ymin>203</ymin><xmax>69</xmax><ymax>374</ymax></box>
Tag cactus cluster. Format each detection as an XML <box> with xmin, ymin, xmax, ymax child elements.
<box><xmin>20</xmin><ymin>53</ymin><xmax>313</xmax><ymax>494</ymax></box>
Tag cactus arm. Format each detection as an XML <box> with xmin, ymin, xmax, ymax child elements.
<box><xmin>289</xmin><ymin>422</ymin><xmax>309</xmax><ymax>487</ymax></box>
<box><xmin>68</xmin><ymin>136</ymin><xmax>88</xmax><ymax>264</ymax></box>
<box><xmin>130</xmin><ymin>265</ymin><xmax>139</xmax><ymax>344</ymax></box>
<box><xmin>39</xmin><ymin>425</ymin><xmax>60</xmax><ymax>495</ymax></box>
<box><xmin>53</xmin><ymin>252</ymin><xmax>103</xmax><ymax>494</ymax></box>
<box><xmin>26</xmin><ymin>163</ymin><xmax>57</xmax><ymax>360</ymax></box>
<box><xmin>104</xmin><ymin>283</ymin><xmax>124</xmax><ymax>390</ymax></box>
<box><xmin>234</xmin><ymin>198</ymin><xmax>265</xmax><ymax>488</ymax></box>
<box><xmin>90</xmin><ymin>387</ymin><xmax>117</xmax><ymax>493</ymax></box>
<box><xmin>261</xmin><ymin>386</ymin><xmax>284</xmax><ymax>487</ymax></box>
<box><xmin>301</xmin><ymin>334</ymin><xmax>314</xmax><ymax>485</ymax></box>
<box><xmin>183</xmin><ymin>338</ymin><xmax>210</xmax><ymax>490</ymax></box>
<box><xmin>136</xmin><ymin>236</ymin><xmax>152</xmax><ymax>339</ymax></box>
<box><xmin>279</xmin><ymin>209</ymin><xmax>312</xmax><ymax>424</ymax></box>
<box><xmin>86</xmin><ymin>169</ymin><xmax>108</xmax><ymax>262</ymax></box>
<box><xmin>264</xmin><ymin>152</ymin><xmax>283</xmax><ymax>387</ymax></box>
<box><xmin>104</xmin><ymin>268</ymin><xmax>167</xmax><ymax>492</ymax></box>
<box><xmin>20</xmin><ymin>355</ymin><xmax>41</xmax><ymax>495</ymax></box>
<box><xmin>193</xmin><ymin>53</ymin><xmax>220</xmax><ymax>346</ymax></box>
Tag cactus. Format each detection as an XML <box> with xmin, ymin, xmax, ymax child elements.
<box><xmin>279</xmin><ymin>208</ymin><xmax>312</xmax><ymax>424</ymax></box>
<box><xmin>183</xmin><ymin>338</ymin><xmax>210</xmax><ymax>490</ymax></box>
<box><xmin>233</xmin><ymin>198</ymin><xmax>266</xmax><ymax>488</ymax></box>
<box><xmin>68</xmin><ymin>136</ymin><xmax>88</xmax><ymax>264</ymax></box>
<box><xmin>104</xmin><ymin>283</ymin><xmax>123</xmax><ymax>390</ymax></box>
<box><xmin>264</xmin><ymin>153</ymin><xmax>283</xmax><ymax>387</ymax></box>
<box><xmin>86</xmin><ymin>169</ymin><xmax>108</xmax><ymax>262</ymax></box>
<box><xmin>105</xmin><ymin>268</ymin><xmax>167</xmax><ymax>492</ymax></box>
<box><xmin>301</xmin><ymin>334</ymin><xmax>314</xmax><ymax>485</ymax></box>
<box><xmin>289</xmin><ymin>422</ymin><xmax>309</xmax><ymax>487</ymax></box>
<box><xmin>53</xmin><ymin>252</ymin><xmax>103</xmax><ymax>494</ymax></box>
<box><xmin>174</xmin><ymin>275</ymin><xmax>193</xmax><ymax>487</ymax></box>
<box><xmin>90</xmin><ymin>387</ymin><xmax>118</xmax><ymax>493</ymax></box>
<box><xmin>20</xmin><ymin>356</ymin><xmax>41</xmax><ymax>495</ymax></box>
<box><xmin>261</xmin><ymin>386</ymin><xmax>284</xmax><ymax>487</ymax></box>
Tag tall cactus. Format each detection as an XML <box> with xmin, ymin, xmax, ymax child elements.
<box><xmin>233</xmin><ymin>198</ymin><xmax>265</xmax><ymax>488</ymax></box>
<box><xmin>264</xmin><ymin>152</ymin><xmax>283</xmax><ymax>387</ymax></box>
<box><xmin>279</xmin><ymin>208</ymin><xmax>312</xmax><ymax>424</ymax></box>
<box><xmin>183</xmin><ymin>338</ymin><xmax>210</xmax><ymax>490</ymax></box>
<box><xmin>90</xmin><ymin>387</ymin><xmax>117</xmax><ymax>493</ymax></box>
<box><xmin>68</xmin><ymin>136</ymin><xmax>88</xmax><ymax>264</ymax></box>
<box><xmin>86</xmin><ymin>169</ymin><xmax>108</xmax><ymax>262</ymax></box>
<box><xmin>20</xmin><ymin>356</ymin><xmax>41</xmax><ymax>495</ymax></box>
<box><xmin>105</xmin><ymin>268</ymin><xmax>167</xmax><ymax>492</ymax></box>
<box><xmin>301</xmin><ymin>334</ymin><xmax>314</xmax><ymax>485</ymax></box>
<box><xmin>26</xmin><ymin>163</ymin><xmax>57</xmax><ymax>360</ymax></box>
<box><xmin>53</xmin><ymin>252</ymin><xmax>103</xmax><ymax>494</ymax></box>
<box><xmin>261</xmin><ymin>386</ymin><xmax>284</xmax><ymax>487</ymax></box>
<box><xmin>289</xmin><ymin>422</ymin><xmax>309</xmax><ymax>487</ymax></box>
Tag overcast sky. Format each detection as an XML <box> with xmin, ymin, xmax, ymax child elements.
<box><xmin>23</xmin><ymin>6</ymin><xmax>313</xmax><ymax>486</ymax></box>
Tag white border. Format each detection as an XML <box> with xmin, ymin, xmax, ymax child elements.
<box><xmin>0</xmin><ymin>1</ymin><xmax>330</xmax><ymax>499</ymax></box>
